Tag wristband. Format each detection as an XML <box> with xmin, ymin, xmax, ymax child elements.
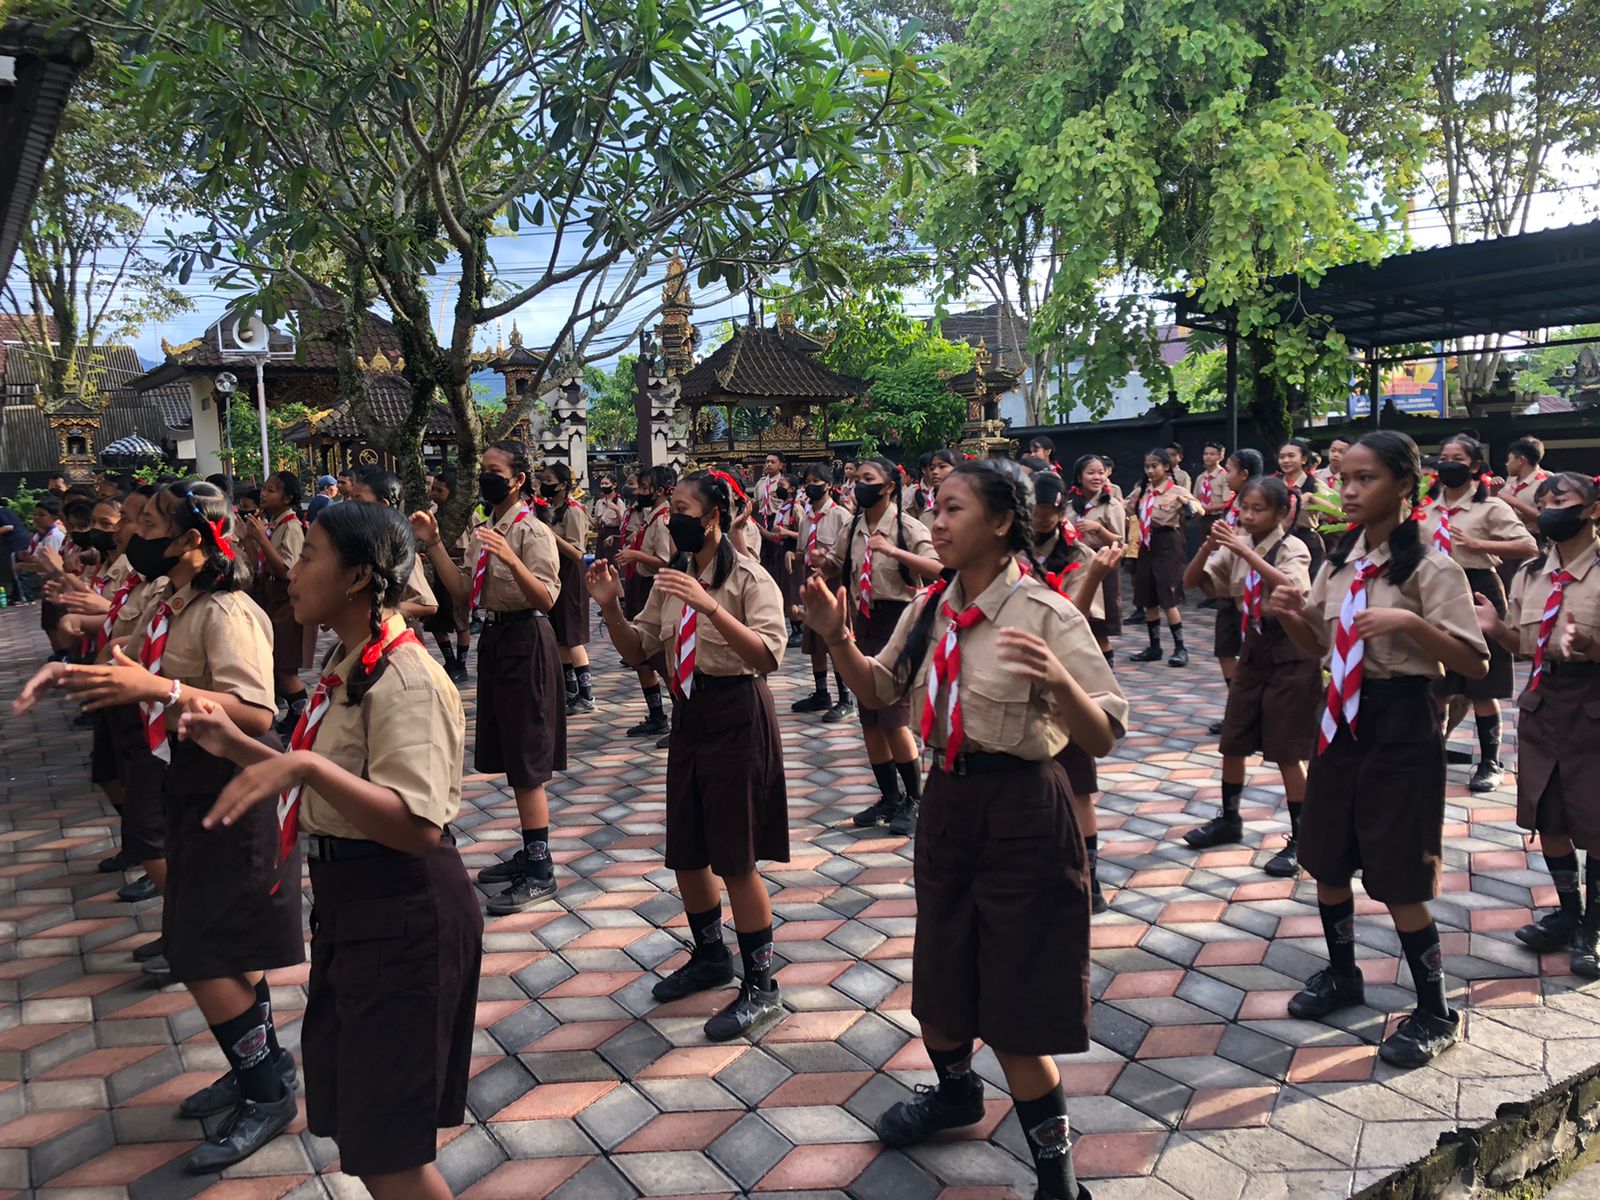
<box><xmin>165</xmin><ymin>679</ymin><xmax>182</xmax><ymax>707</ymax></box>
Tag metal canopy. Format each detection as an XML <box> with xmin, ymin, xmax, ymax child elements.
<box><xmin>1164</xmin><ymin>219</ymin><xmax>1600</xmax><ymax>350</ymax></box>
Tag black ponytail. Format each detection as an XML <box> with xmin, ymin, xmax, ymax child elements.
<box><xmin>1324</xmin><ymin>431</ymin><xmax>1426</xmax><ymax>587</ymax></box>
<box><xmin>162</xmin><ymin>481</ymin><xmax>250</xmax><ymax>593</ymax></box>
<box><xmin>316</xmin><ymin>502</ymin><xmax>417</xmax><ymax>705</ymax></box>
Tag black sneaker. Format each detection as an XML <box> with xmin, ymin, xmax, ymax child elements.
<box><xmin>118</xmin><ymin>875</ymin><xmax>158</xmax><ymax>903</ymax></box>
<box><xmin>1182</xmin><ymin>815</ymin><xmax>1242</xmax><ymax>849</ymax></box>
<box><xmin>852</xmin><ymin>797</ymin><xmax>894</xmax><ymax>828</ymax></box>
<box><xmin>485</xmin><ymin>871</ymin><xmax>559</xmax><ymax>915</ymax></box>
<box><xmin>1129</xmin><ymin>645</ymin><xmax>1163</xmax><ymax>663</ymax></box>
<box><xmin>1287</xmin><ymin>967</ymin><xmax>1365</xmax><ymax>1019</ymax></box>
<box><xmin>477</xmin><ymin>849</ymin><xmax>529</xmax><ymax>884</ymax></box>
<box><xmin>822</xmin><ymin>696</ymin><xmax>856</xmax><ymax>723</ymax></box>
<box><xmin>141</xmin><ymin>954</ymin><xmax>171</xmax><ymax>978</ymax></box>
<box><xmin>1469</xmin><ymin>760</ymin><xmax>1503</xmax><ymax>792</ymax></box>
<box><xmin>178</xmin><ymin>1048</ymin><xmax>298</xmax><ymax>1119</ymax></box>
<box><xmin>1573</xmin><ymin>925</ymin><xmax>1600</xmax><ymax>979</ymax></box>
<box><xmin>469</xmin><ymin>616</ymin><xmax>483</xmax><ymax>634</ymax></box>
<box><xmin>566</xmin><ymin>695</ymin><xmax>596</xmax><ymax>715</ymax></box>
<box><xmin>628</xmin><ymin>714</ymin><xmax>670</xmax><ymax>737</ymax></box>
<box><xmin>1263</xmin><ymin>838</ymin><xmax>1300</xmax><ymax>878</ymax></box>
<box><xmin>786</xmin><ymin>628</ymin><xmax>804</xmax><ymax>648</ymax></box>
<box><xmin>888</xmin><ymin>795</ymin><xmax>918</xmax><ymax>838</ymax></box>
<box><xmin>98</xmin><ymin>849</ymin><xmax>135</xmax><ymax>873</ymax></box>
<box><xmin>1168</xmin><ymin>646</ymin><xmax>1189</xmax><ymax>667</ymax></box>
<box><xmin>1091</xmin><ymin>885</ymin><xmax>1109</xmax><ymax>915</ymax></box>
<box><xmin>131</xmin><ymin>936</ymin><xmax>165</xmax><ymax>962</ymax></box>
<box><xmin>1515</xmin><ymin>909</ymin><xmax>1578</xmax><ymax>952</ymax></box>
<box><xmin>656</xmin><ymin>732</ymin><xmax>671</xmax><ymax>749</ymax></box>
<box><xmin>792</xmin><ymin>691</ymin><xmax>831</xmax><ymax>714</ymax></box>
<box><xmin>450</xmin><ymin>660</ymin><xmax>471</xmax><ymax>685</ymax></box>
<box><xmin>185</xmin><ymin>1090</ymin><xmax>297</xmax><ymax>1173</ymax></box>
<box><xmin>874</xmin><ymin>1080</ymin><xmax>986</xmax><ymax>1148</ymax></box>
<box><xmin>652</xmin><ymin>952</ymin><xmax>735</xmax><ymax>1002</ymax></box>
<box><xmin>1207</xmin><ymin>719</ymin><xmax>1224</xmax><ymax>735</ymax></box>
<box><xmin>1379</xmin><ymin>1008</ymin><xmax>1461</xmax><ymax>1068</ymax></box>
<box><xmin>703</xmin><ymin>982</ymin><xmax>784</xmax><ymax>1042</ymax></box>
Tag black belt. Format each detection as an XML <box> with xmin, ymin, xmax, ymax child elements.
<box><xmin>307</xmin><ymin>825</ymin><xmax>454</xmax><ymax>862</ymax></box>
<box><xmin>482</xmin><ymin>608</ymin><xmax>540</xmax><ymax>625</ymax></box>
<box><xmin>1543</xmin><ymin>659</ymin><xmax>1600</xmax><ymax>678</ymax></box>
<box><xmin>690</xmin><ymin>673</ymin><xmax>756</xmax><ymax>693</ymax></box>
<box><xmin>933</xmin><ymin>750</ymin><xmax>1036</xmax><ymax>776</ymax></box>
<box><xmin>1362</xmin><ymin>676</ymin><xmax>1434</xmax><ymax>696</ymax></box>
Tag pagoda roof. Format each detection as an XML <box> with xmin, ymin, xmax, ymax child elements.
<box><xmin>679</xmin><ymin>324</ymin><xmax>864</xmax><ymax>408</ymax></box>
<box><xmin>282</xmin><ymin>375</ymin><xmax>455</xmax><ymax>442</ymax></box>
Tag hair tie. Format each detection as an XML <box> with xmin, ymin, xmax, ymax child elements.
<box><xmin>919</xmin><ymin>577</ymin><xmax>951</xmax><ymax>602</ymax></box>
<box><xmin>709</xmin><ymin>469</ymin><xmax>747</xmax><ymax>502</ymax></box>
<box><xmin>210</xmin><ymin>518</ymin><xmax>235</xmax><ymax>559</ymax></box>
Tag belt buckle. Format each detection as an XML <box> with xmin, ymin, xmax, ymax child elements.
<box><xmin>953</xmin><ymin>752</ymin><xmax>968</xmax><ymax>777</ymax></box>
<box><xmin>306</xmin><ymin>835</ymin><xmax>327</xmax><ymax>862</ymax></box>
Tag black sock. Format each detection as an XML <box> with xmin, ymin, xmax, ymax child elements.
<box><xmin>1084</xmin><ymin>836</ymin><xmax>1100</xmax><ymax>891</ymax></box>
<box><xmin>1475</xmin><ymin>713</ymin><xmax>1501</xmax><ymax>765</ymax></box>
<box><xmin>1169</xmin><ymin>621</ymin><xmax>1185</xmax><ymax>649</ymax></box>
<box><xmin>286</xmin><ymin>691</ymin><xmax>308</xmax><ymax>715</ymax></box>
<box><xmin>736</xmin><ymin>925</ymin><xmax>774</xmax><ymax>992</ymax></box>
<box><xmin>686</xmin><ymin>905</ymin><xmax>730</xmax><ymax>961</ymax></box>
<box><xmin>1586</xmin><ymin>855</ymin><xmax>1600</xmax><ymax>933</ymax></box>
<box><xmin>1145</xmin><ymin>620</ymin><xmax>1160</xmax><ymax>648</ymax></box>
<box><xmin>211</xmin><ymin>1005</ymin><xmax>283</xmax><ymax>1103</ymax></box>
<box><xmin>644</xmin><ymin>684</ymin><xmax>665</xmax><ymax>718</ymax></box>
<box><xmin>253</xmin><ymin>978</ymin><xmax>282</xmax><ymax>1059</ymax></box>
<box><xmin>1398</xmin><ymin>922</ymin><xmax>1450</xmax><ymax>1019</ymax></box>
<box><xmin>563</xmin><ymin>664</ymin><xmax>578</xmax><ymax>699</ymax></box>
<box><xmin>439</xmin><ymin>641</ymin><xmax>457</xmax><ymax>668</ymax></box>
<box><xmin>1103</xmin><ymin>648</ymin><xmax>1115</xmax><ymax>666</ymax></box>
<box><xmin>1220</xmin><ymin>779</ymin><xmax>1243</xmax><ymax>819</ymax></box>
<box><xmin>577</xmin><ymin>668</ymin><xmax>592</xmax><ymax>700</ymax></box>
<box><xmin>813</xmin><ymin>669</ymin><xmax>828</xmax><ymax>699</ymax></box>
<box><xmin>1014</xmin><ymin>1087</ymin><xmax>1079</xmax><ymax>1200</ymax></box>
<box><xmin>896</xmin><ymin>759</ymin><xmax>922</xmax><ymax>801</ymax></box>
<box><xmin>1545</xmin><ymin>850</ymin><xmax>1582</xmax><ymax>921</ymax></box>
<box><xmin>1320</xmin><ymin>897</ymin><xmax>1358</xmax><ymax>976</ymax></box>
<box><xmin>522</xmin><ymin>827</ymin><xmax>553</xmax><ymax>880</ymax></box>
<box><xmin>928</xmin><ymin>1041</ymin><xmax>978</xmax><ymax>1097</ymax></box>
<box><xmin>834</xmin><ymin>672</ymin><xmax>849</xmax><ymax>702</ymax></box>
<box><xmin>1288</xmin><ymin>801</ymin><xmax>1302</xmax><ymax>841</ymax></box>
<box><xmin>871</xmin><ymin>760</ymin><xmax>900</xmax><ymax>802</ymax></box>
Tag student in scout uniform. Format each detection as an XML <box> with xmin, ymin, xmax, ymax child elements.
<box><xmin>1499</xmin><ymin>436</ymin><xmax>1551</xmax><ymax>533</ymax></box>
<box><xmin>1065</xmin><ymin>454</ymin><xmax>1126</xmax><ymax>662</ymax></box>
<box><xmin>1199</xmin><ymin>449</ymin><xmax>1265</xmax><ymax>736</ymax></box>
<box><xmin>791</xmin><ymin>465</ymin><xmax>855</xmax><ymax>721</ymax></box>
<box><xmin>18</xmin><ymin>481</ymin><xmax>303</xmax><ymax>1169</ymax></box>
<box><xmin>421</xmin><ymin>470</ymin><xmax>472</xmax><ymax>683</ymax></box>
<box><xmin>823</xmin><ymin>456</ymin><xmax>943</xmax><ymax>833</ymax></box>
<box><xmin>1194</xmin><ymin>442</ymin><xmax>1233</xmax><ymax>573</ymax></box>
<box><xmin>587</xmin><ymin>469</ymin><xmax>791</xmax><ymax>1041</ymax></box>
<box><xmin>240</xmin><ymin>471</ymin><xmax>308</xmax><ymax>738</ymax></box>
<box><xmin>1475</xmin><ymin>472</ymin><xmax>1600</xmax><ymax>977</ymax></box>
<box><xmin>539</xmin><ymin>463</ymin><xmax>597</xmax><ymax>714</ymax></box>
<box><xmin>765</xmin><ymin>473</ymin><xmax>807</xmax><ymax>647</ymax></box>
<box><xmin>1182</xmin><ymin>475</ymin><xmax>1319</xmax><ymax>877</ymax></box>
<box><xmin>350</xmin><ymin>470</ymin><xmax>439</xmax><ymax>625</ymax></box>
<box><xmin>617</xmin><ymin>466</ymin><xmax>676</xmax><ymax>739</ymax></box>
<box><xmin>1318</xmin><ymin>437</ymin><xmax>1351</xmax><ymax>490</ymax></box>
<box><xmin>805</xmin><ymin>459</ymin><xmax>1124</xmax><ymax>1200</ymax></box>
<box><xmin>19</xmin><ymin>495</ymin><xmax>67</xmax><ymax>647</ymax></box>
<box><xmin>1269</xmin><ymin>431</ymin><xmax>1489</xmax><ymax>1068</ymax></box>
<box><xmin>1278</xmin><ymin>438</ymin><xmax>1327</xmax><ymax>577</ymax></box>
<box><xmin>180</xmin><ymin>502</ymin><xmax>482</xmax><ymax>1199</ymax></box>
<box><xmin>1415</xmin><ymin>434</ymin><xmax>1537</xmax><ymax>791</ymax></box>
<box><xmin>1127</xmin><ymin>448</ymin><xmax>1194</xmax><ymax>666</ymax></box>
<box><xmin>411</xmin><ymin>441</ymin><xmax>567</xmax><ymax>916</ymax></box>
<box><xmin>909</xmin><ymin>448</ymin><xmax>956</xmax><ymax>529</ymax></box>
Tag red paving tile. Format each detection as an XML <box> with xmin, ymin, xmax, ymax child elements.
<box><xmin>1073</xmin><ymin>1130</ymin><xmax>1168</xmax><ymax>1178</ymax></box>
<box><xmin>1470</xmin><ymin>977</ymin><xmax>1543</xmax><ymax>1007</ymax></box>
<box><xmin>1136</xmin><ymin>1025</ymin><xmax>1225</xmax><ymax>1060</ymax></box>
<box><xmin>45</xmin><ymin>1140</ymin><xmax>193</xmax><ymax>1185</ymax></box>
<box><xmin>764</xmin><ymin>1010</ymin><xmax>863</xmax><ymax>1042</ymax></box>
<box><xmin>1194</xmin><ymin>940</ymin><xmax>1268</xmax><ymax>967</ymax></box>
<box><xmin>37</xmin><ymin>1044</ymin><xmax>162</xmax><ymax>1080</ymax></box>
<box><xmin>617</xmin><ymin>1110</ymin><xmax>742</xmax><ymax>1152</ymax></box>
<box><xmin>191</xmin><ymin>1179</ymin><xmax>307</xmax><ymax>1200</ymax></box>
<box><xmin>755</xmin><ymin>1142</ymin><xmax>880</xmax><ymax>1190</ymax></box>
<box><xmin>1102</xmin><ymin>969</ymin><xmax>1186</xmax><ymax>1000</ymax></box>
<box><xmin>637</xmin><ymin>1045</ymin><xmax>749</xmax><ymax>1079</ymax></box>
<box><xmin>1180</xmin><ymin>1086</ymin><xmax>1279</xmax><ymax>1130</ymax></box>
<box><xmin>490</xmin><ymin>1081</ymin><xmax>618</xmax><ymax>1122</ymax></box>
<box><xmin>0</xmin><ymin>1108</ymin><xmax>97</xmax><ymax>1146</ymax></box>
<box><xmin>1288</xmin><ymin>1045</ymin><xmax>1378</xmax><ymax>1083</ymax></box>
<box><xmin>761</xmin><ymin>1071</ymin><xmax>873</xmax><ymax>1108</ymax></box>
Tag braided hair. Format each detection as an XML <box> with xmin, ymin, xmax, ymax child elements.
<box><xmin>1227</xmin><ymin>448</ymin><xmax>1265</xmax><ymax>481</ymax></box>
<box><xmin>675</xmin><ymin>470</ymin><xmax>738</xmax><ymax>589</ymax></box>
<box><xmin>316</xmin><ymin>501</ymin><xmax>417</xmax><ymax>705</ymax></box>
<box><xmin>160</xmin><ymin>481</ymin><xmax>250</xmax><ymax>592</ymax></box>
<box><xmin>839</xmin><ymin>456</ymin><xmax>913</xmax><ymax>595</ymax></box>
<box><xmin>1325</xmin><ymin>430</ymin><xmax>1426</xmax><ymax>587</ymax></box>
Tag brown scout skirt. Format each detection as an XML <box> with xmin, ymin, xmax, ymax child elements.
<box><xmin>302</xmin><ymin>834</ymin><xmax>482</xmax><ymax>1177</ymax></box>
<box><xmin>161</xmin><ymin>737</ymin><xmax>304</xmax><ymax>982</ymax></box>
<box><xmin>665</xmin><ymin>674</ymin><xmax>790</xmax><ymax>878</ymax></box>
<box><xmin>1056</xmin><ymin>741</ymin><xmax>1098</xmax><ymax>798</ymax></box>
<box><xmin>1218</xmin><ymin>621</ymin><xmax>1322</xmax><ymax>764</ymax></box>
<box><xmin>548</xmin><ymin>547</ymin><xmax>591</xmax><ymax>647</ymax></box>
<box><xmin>1213</xmin><ymin>597</ymin><xmax>1242</xmax><ymax>659</ymax></box>
<box><xmin>90</xmin><ymin>710</ymin><xmax>119</xmax><ymax>786</ymax></box>
<box><xmin>1434</xmin><ymin>567</ymin><xmax>1514</xmax><ymax>701</ymax></box>
<box><xmin>110</xmin><ymin>704</ymin><xmax>166</xmax><ymax>863</ymax></box>
<box><xmin>622</xmin><ymin>569</ymin><xmax>654</xmax><ymax>620</ymax></box>
<box><xmin>1132</xmin><ymin>525</ymin><xmax>1185</xmax><ymax>611</ymax></box>
<box><xmin>913</xmin><ymin>755</ymin><xmax>1090</xmax><ymax>1055</ymax></box>
<box><xmin>475</xmin><ymin>611</ymin><xmax>567</xmax><ymax>789</ymax></box>
<box><xmin>854</xmin><ymin>599</ymin><xmax>912</xmax><ymax>731</ymax></box>
<box><xmin>1090</xmin><ymin>567</ymin><xmax>1122</xmax><ymax>641</ymax></box>
<box><xmin>1298</xmin><ymin>678</ymin><xmax>1445</xmax><ymax>905</ymax></box>
<box><xmin>1515</xmin><ymin>664</ymin><xmax>1600</xmax><ymax>853</ymax></box>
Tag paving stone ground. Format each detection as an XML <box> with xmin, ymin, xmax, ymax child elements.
<box><xmin>0</xmin><ymin>592</ymin><xmax>1596</xmax><ymax>1200</ymax></box>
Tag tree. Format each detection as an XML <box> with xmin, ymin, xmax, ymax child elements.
<box><xmin>83</xmin><ymin>0</ymin><xmax>952</xmax><ymax>535</ymax></box>
<box><xmin>1510</xmin><ymin>325</ymin><xmax>1600</xmax><ymax>399</ymax></box>
<box><xmin>1</xmin><ymin>61</ymin><xmax>191</xmax><ymax>408</ymax></box>
<box><xmin>223</xmin><ymin>399</ymin><xmax>312</xmax><ymax>483</ymax></box>
<box><xmin>583</xmin><ymin>354</ymin><xmax>639</xmax><ymax>450</ymax></box>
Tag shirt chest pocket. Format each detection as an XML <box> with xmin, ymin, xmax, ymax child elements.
<box><xmin>157</xmin><ymin>639</ymin><xmax>206</xmax><ymax>684</ymax></box>
<box><xmin>954</xmin><ymin>669</ymin><xmax>1031</xmax><ymax>751</ymax></box>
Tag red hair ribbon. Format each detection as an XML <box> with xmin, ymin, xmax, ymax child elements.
<box><xmin>918</xmin><ymin>576</ymin><xmax>951</xmax><ymax>603</ymax></box>
<box><xmin>1592</xmin><ymin>475</ymin><xmax>1600</xmax><ymax>487</ymax></box>
<box><xmin>962</xmin><ymin>452</ymin><xmax>976</xmax><ymax>460</ymax></box>
<box><xmin>1044</xmin><ymin>564</ymin><xmax>1082</xmax><ymax>594</ymax></box>
<box><xmin>1059</xmin><ymin>519</ymin><xmax>1079</xmax><ymax>547</ymax></box>
<box><xmin>532</xmin><ymin>496</ymin><xmax>549</xmax><ymax>508</ymax></box>
<box><xmin>709</xmin><ymin>469</ymin><xmax>747</xmax><ymax>502</ymax></box>
<box><xmin>210</xmin><ymin>518</ymin><xmax>236</xmax><ymax>559</ymax></box>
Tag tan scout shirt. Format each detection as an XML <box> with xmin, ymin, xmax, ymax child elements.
<box><xmin>1415</xmin><ymin>493</ymin><xmax>1537</xmax><ymax>570</ymax></box>
<box><xmin>1071</xmin><ymin>492</ymin><xmax>1126</xmax><ymax>549</ymax></box>
<box><xmin>1033</xmin><ymin>530</ymin><xmax>1101</xmax><ymax>620</ymax></box>
<box><xmin>806</xmin><ymin>500</ymin><xmax>851</xmax><ymax>559</ymax></box>
<box><xmin>1501</xmin><ymin>469</ymin><xmax>1552</xmax><ymax>531</ymax></box>
<box><xmin>1130</xmin><ymin>481</ymin><xmax>1187</xmax><ymax>531</ymax></box>
<box><xmin>630</xmin><ymin>502</ymin><xmax>673</xmax><ymax>578</ymax></box>
<box><xmin>1507</xmin><ymin>538</ymin><xmax>1600</xmax><ymax>660</ymax></box>
<box><xmin>1283</xmin><ymin>473</ymin><xmax>1323</xmax><ymax>533</ymax></box>
<box><xmin>826</xmin><ymin>506</ymin><xmax>936</xmax><ymax>606</ymax></box>
<box><xmin>128</xmin><ymin>581</ymin><xmax>276</xmax><ymax>728</ymax></box>
<box><xmin>464</xmin><ymin>502</ymin><xmax>561</xmax><ymax>613</ymax></box>
<box><xmin>268</xmin><ymin>511</ymin><xmax>304</xmax><ymax>569</ymax></box>
<box><xmin>861</xmin><ymin>558</ymin><xmax>1128</xmax><ymax>759</ymax></box>
<box><xmin>552</xmin><ymin>500</ymin><xmax>590</xmax><ymax>550</ymax></box>
<box><xmin>1194</xmin><ymin>466</ymin><xmax>1233</xmax><ymax>512</ymax></box>
<box><xmin>634</xmin><ymin>551</ymin><xmax>786</xmax><ymax>676</ymax></box>
<box><xmin>401</xmin><ymin>555</ymin><xmax>436</xmax><ymax>612</ymax></box>
<box><xmin>1304</xmin><ymin>533</ymin><xmax>1488</xmax><ymax>680</ymax></box>
<box><xmin>298</xmin><ymin>616</ymin><xmax>467</xmax><ymax>837</ymax></box>
<box><xmin>1200</xmin><ymin>527</ymin><xmax>1312</xmax><ymax>600</ymax></box>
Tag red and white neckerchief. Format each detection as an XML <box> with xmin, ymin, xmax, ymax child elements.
<box><xmin>137</xmin><ymin>600</ymin><xmax>175</xmax><ymax>763</ymax></box>
<box><xmin>805</xmin><ymin>501</ymin><xmax>825</xmax><ymax>560</ymax></box>
<box><xmin>1317</xmin><ymin>557</ymin><xmax>1385</xmax><ymax>753</ymax></box>
<box><xmin>95</xmin><ymin>571</ymin><xmax>141</xmax><ymax>654</ymax></box>
<box><xmin>469</xmin><ymin>504</ymin><xmax>530</xmax><ymax>607</ymax></box>
<box><xmin>919</xmin><ymin>585</ymin><xmax>988</xmax><ymax>771</ymax></box>
<box><xmin>919</xmin><ymin>487</ymin><xmax>935</xmax><ymax>511</ymax></box>
<box><xmin>1239</xmin><ymin>564</ymin><xmax>1263</xmax><ymax>638</ymax></box>
<box><xmin>670</xmin><ymin>602</ymin><xmax>697</xmax><ymax>699</ymax></box>
<box><xmin>274</xmin><ymin>627</ymin><xmax>421</xmax><ymax>885</ymax></box>
<box><xmin>26</xmin><ymin>522</ymin><xmax>62</xmax><ymax>555</ymax></box>
<box><xmin>1432</xmin><ymin>503</ymin><xmax>1464</xmax><ymax>554</ymax></box>
<box><xmin>1509</xmin><ymin>470</ymin><xmax>1549</xmax><ymax>499</ymax></box>
<box><xmin>623</xmin><ymin>504</ymin><xmax>664</xmax><ymax>582</ymax></box>
<box><xmin>1528</xmin><ymin>566</ymin><xmax>1578</xmax><ymax>692</ymax></box>
<box><xmin>1138</xmin><ymin>482</ymin><xmax>1172</xmax><ymax>547</ymax></box>
<box><xmin>1199</xmin><ymin>471</ymin><xmax>1214</xmax><ymax>504</ymax></box>
<box><xmin>857</xmin><ymin>523</ymin><xmax>875</xmax><ymax>616</ymax></box>
<box><xmin>1224</xmin><ymin>498</ymin><xmax>1240</xmax><ymax>528</ymax></box>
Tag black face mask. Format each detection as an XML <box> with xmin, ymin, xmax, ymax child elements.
<box><xmin>1031</xmin><ymin>527</ymin><xmax>1057</xmax><ymax>546</ymax></box>
<box><xmin>668</xmin><ymin>512</ymin><xmax>708</xmax><ymax>556</ymax></box>
<box><xmin>1539</xmin><ymin>506</ymin><xmax>1592</xmax><ymax>544</ymax></box>
<box><xmin>68</xmin><ymin>530</ymin><xmax>93</xmax><ymax>550</ymax></box>
<box><xmin>479</xmin><ymin>472</ymin><xmax>512</xmax><ymax>505</ymax></box>
<box><xmin>775</xmin><ymin>488</ymin><xmax>790</xmax><ymax>501</ymax></box>
<box><xmin>635</xmin><ymin>495</ymin><xmax>654</xmax><ymax>509</ymax></box>
<box><xmin>1435</xmin><ymin>461</ymin><xmax>1474</xmax><ymax>489</ymax></box>
<box><xmin>539</xmin><ymin>482</ymin><xmax>560</xmax><ymax>500</ymax></box>
<box><xmin>805</xmin><ymin>483</ymin><xmax>827</xmax><ymax>503</ymax></box>
<box><xmin>601</xmin><ymin>486</ymin><xmax>615</xmax><ymax>494</ymax></box>
<box><xmin>854</xmin><ymin>481</ymin><xmax>886</xmax><ymax>510</ymax></box>
<box><xmin>88</xmin><ymin>529</ymin><xmax>118</xmax><ymax>555</ymax></box>
<box><xmin>124</xmin><ymin>534</ymin><xmax>179</xmax><ymax>580</ymax></box>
